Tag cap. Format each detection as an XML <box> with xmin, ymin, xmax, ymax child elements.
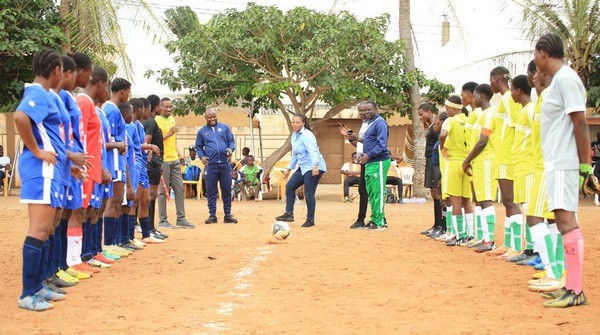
<box><xmin>188</xmin><ymin>145</ymin><xmax>196</xmax><ymax>151</ymax></box>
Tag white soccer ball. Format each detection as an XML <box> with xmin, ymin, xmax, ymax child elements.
<box><xmin>272</xmin><ymin>221</ymin><xmax>291</xmax><ymax>240</ymax></box>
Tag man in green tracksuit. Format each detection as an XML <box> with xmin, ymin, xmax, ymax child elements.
<box><xmin>357</xmin><ymin>101</ymin><xmax>391</xmax><ymax>230</ymax></box>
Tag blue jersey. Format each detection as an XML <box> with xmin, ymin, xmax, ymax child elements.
<box><xmin>96</xmin><ymin>107</ymin><xmax>112</xmax><ymax>170</ymax></box>
<box><xmin>17</xmin><ymin>83</ymin><xmax>67</xmax><ymax>182</ymax></box>
<box><xmin>49</xmin><ymin>90</ymin><xmax>72</xmax><ymax>186</ymax></box>
<box><xmin>126</xmin><ymin>122</ymin><xmax>142</xmax><ymax>166</ymax></box>
<box><xmin>103</xmin><ymin>101</ymin><xmax>126</xmax><ymax>177</ymax></box>
<box><xmin>58</xmin><ymin>90</ymin><xmax>84</xmax><ymax>154</ymax></box>
<box><xmin>136</xmin><ymin>121</ymin><xmax>148</xmax><ymax>167</ymax></box>
<box><xmin>125</xmin><ymin>131</ymin><xmax>137</xmax><ymax>187</ymax></box>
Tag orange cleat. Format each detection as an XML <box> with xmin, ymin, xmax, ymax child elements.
<box><xmin>94</xmin><ymin>253</ymin><xmax>115</xmax><ymax>264</ymax></box>
<box><xmin>71</xmin><ymin>263</ymin><xmax>95</xmax><ymax>276</ymax></box>
<box><xmin>76</xmin><ymin>262</ymin><xmax>101</xmax><ymax>274</ymax></box>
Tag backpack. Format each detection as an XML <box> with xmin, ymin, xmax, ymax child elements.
<box><xmin>184</xmin><ymin>165</ymin><xmax>201</xmax><ymax>181</ymax></box>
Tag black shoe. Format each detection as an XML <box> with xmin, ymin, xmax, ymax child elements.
<box><xmin>150</xmin><ymin>231</ymin><xmax>165</xmax><ymax>240</ymax></box>
<box><xmin>366</xmin><ymin>222</ymin><xmax>386</xmax><ymax>231</ymax></box>
<box><xmin>425</xmin><ymin>227</ymin><xmax>441</xmax><ymax>237</ymax></box>
<box><xmin>397</xmin><ymin>199</ymin><xmax>404</xmax><ymax>204</ymax></box>
<box><xmin>43</xmin><ymin>279</ymin><xmax>67</xmax><ymax>294</ymax></box>
<box><xmin>153</xmin><ymin>229</ymin><xmax>169</xmax><ymax>238</ymax></box>
<box><xmin>301</xmin><ymin>219</ymin><xmax>315</xmax><ymax>227</ymax></box>
<box><xmin>275</xmin><ymin>212</ymin><xmax>294</xmax><ymax>222</ymax></box>
<box><xmin>446</xmin><ymin>237</ymin><xmax>466</xmax><ymax>246</ymax></box>
<box><xmin>421</xmin><ymin>227</ymin><xmax>435</xmax><ymax>235</ymax></box>
<box><xmin>158</xmin><ymin>221</ymin><xmax>176</xmax><ymax>229</ymax></box>
<box><xmin>50</xmin><ymin>275</ymin><xmax>76</xmax><ymax>288</ymax></box>
<box><xmin>430</xmin><ymin>229</ymin><xmax>445</xmax><ymax>239</ymax></box>
<box><xmin>350</xmin><ymin>220</ymin><xmax>366</xmax><ymax>229</ymax></box>
<box><xmin>176</xmin><ymin>220</ymin><xmax>196</xmax><ymax>229</ymax></box>
<box><xmin>205</xmin><ymin>215</ymin><xmax>218</xmax><ymax>224</ymax></box>
<box><xmin>224</xmin><ymin>215</ymin><xmax>238</xmax><ymax>224</ymax></box>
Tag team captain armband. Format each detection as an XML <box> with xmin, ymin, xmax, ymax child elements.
<box><xmin>481</xmin><ymin>128</ymin><xmax>492</xmax><ymax>137</ymax></box>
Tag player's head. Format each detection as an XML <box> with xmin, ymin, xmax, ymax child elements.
<box><xmin>205</xmin><ymin>108</ymin><xmax>218</xmax><ymax>126</ymax></box>
<box><xmin>357</xmin><ymin>101</ymin><xmax>378</xmax><ymax>120</ymax></box>
<box><xmin>444</xmin><ymin>95</ymin><xmax>463</xmax><ymax>117</ymax></box>
<box><xmin>160</xmin><ymin>97</ymin><xmax>173</xmax><ymax>117</ymax></box>
<box><xmin>72</xmin><ymin>52</ymin><xmax>93</xmax><ymax>89</ymax></box>
<box><xmin>140</xmin><ymin>97</ymin><xmax>151</xmax><ymax>120</ymax></box>
<box><xmin>510</xmin><ymin>74</ymin><xmax>531</xmax><ymax>104</ymax></box>
<box><xmin>129</xmin><ymin>98</ymin><xmax>144</xmax><ymax>121</ymax></box>
<box><xmin>33</xmin><ymin>48</ymin><xmax>63</xmax><ymax>87</ymax></box>
<box><xmin>490</xmin><ymin>66</ymin><xmax>510</xmax><ymax>93</ymax></box>
<box><xmin>526</xmin><ymin>60</ymin><xmax>537</xmax><ymax>88</ymax></box>
<box><xmin>89</xmin><ymin>66</ymin><xmax>109</xmax><ymax>100</ymax></box>
<box><xmin>97</xmin><ymin>81</ymin><xmax>110</xmax><ymax>104</ymax></box>
<box><xmin>461</xmin><ymin>81</ymin><xmax>478</xmax><ymax>107</ymax></box>
<box><xmin>60</xmin><ymin>55</ymin><xmax>77</xmax><ymax>91</ymax></box>
<box><xmin>417</xmin><ymin>103</ymin><xmax>434</xmax><ymax>124</ymax></box>
<box><xmin>111</xmin><ymin>78</ymin><xmax>131</xmax><ymax>103</ymax></box>
<box><xmin>434</xmin><ymin>112</ymin><xmax>448</xmax><ymax>133</ymax></box>
<box><xmin>473</xmin><ymin>84</ymin><xmax>493</xmax><ymax>108</ymax></box>
<box><xmin>147</xmin><ymin>94</ymin><xmax>162</xmax><ymax>116</ymax></box>
<box><xmin>247</xmin><ymin>155</ymin><xmax>255</xmax><ymax>165</ymax></box>
<box><xmin>242</xmin><ymin>147</ymin><xmax>250</xmax><ymax>156</ymax></box>
<box><xmin>119</xmin><ymin>102</ymin><xmax>134</xmax><ymax>124</ymax></box>
<box><xmin>534</xmin><ymin>33</ymin><xmax>564</xmax><ymax>73</ymax></box>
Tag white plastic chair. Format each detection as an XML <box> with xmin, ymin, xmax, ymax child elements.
<box><xmin>398</xmin><ymin>167</ymin><xmax>414</xmax><ymax>198</ymax></box>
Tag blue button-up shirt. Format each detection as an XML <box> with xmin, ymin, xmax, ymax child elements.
<box><xmin>288</xmin><ymin>127</ymin><xmax>327</xmax><ymax>174</ymax></box>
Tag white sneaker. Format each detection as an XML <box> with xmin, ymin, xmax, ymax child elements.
<box><xmin>142</xmin><ymin>235</ymin><xmax>165</xmax><ymax>244</ymax></box>
<box><xmin>131</xmin><ymin>239</ymin><xmax>146</xmax><ymax>248</ymax></box>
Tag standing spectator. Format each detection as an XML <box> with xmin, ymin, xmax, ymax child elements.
<box><xmin>340</xmin><ymin>152</ymin><xmax>361</xmax><ymax>202</ymax></box>
<box><xmin>0</xmin><ymin>145</ymin><xmax>10</xmax><ymax>188</ymax></box>
<box><xmin>156</xmin><ymin>97</ymin><xmax>195</xmax><ymax>229</ymax></box>
<box><xmin>356</xmin><ymin>101</ymin><xmax>390</xmax><ymax>231</ymax></box>
<box><xmin>275</xmin><ymin>114</ymin><xmax>327</xmax><ymax>227</ymax></box>
<box><xmin>196</xmin><ymin>109</ymin><xmax>238</xmax><ymax>224</ymax></box>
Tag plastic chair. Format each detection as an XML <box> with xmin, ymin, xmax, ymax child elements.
<box><xmin>398</xmin><ymin>166</ymin><xmax>414</xmax><ymax>198</ymax></box>
<box><xmin>183</xmin><ymin>160</ymin><xmax>204</xmax><ymax>200</ymax></box>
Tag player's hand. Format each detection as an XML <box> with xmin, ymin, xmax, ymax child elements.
<box><xmin>102</xmin><ymin>168</ymin><xmax>112</xmax><ymax>185</ymax></box>
<box><xmin>70</xmin><ymin>165</ymin><xmax>87</xmax><ymax>181</ymax></box>
<box><xmin>312</xmin><ymin>165</ymin><xmax>319</xmax><ymax>176</ymax></box>
<box><xmin>462</xmin><ymin>161</ymin><xmax>473</xmax><ymax>176</ymax></box>
<box><xmin>225</xmin><ymin>148</ymin><xmax>233</xmax><ymax>157</ymax></box>
<box><xmin>441</xmin><ymin>148</ymin><xmax>449</xmax><ymax>159</ymax></box>
<box><xmin>34</xmin><ymin>149</ymin><xmax>58</xmax><ymax>166</ymax></box>
<box><xmin>151</xmin><ymin>144</ymin><xmax>160</xmax><ymax>155</ymax></box>
<box><xmin>126</xmin><ymin>186</ymin><xmax>134</xmax><ymax>201</ymax></box>
<box><xmin>116</xmin><ymin>142</ymin><xmax>127</xmax><ymax>155</ymax></box>
<box><xmin>358</xmin><ymin>153</ymin><xmax>370</xmax><ymax>164</ymax></box>
<box><xmin>201</xmin><ymin>156</ymin><xmax>209</xmax><ymax>165</ymax></box>
<box><xmin>170</xmin><ymin>126</ymin><xmax>179</xmax><ymax>135</ymax></box>
<box><xmin>283</xmin><ymin>169</ymin><xmax>291</xmax><ymax>180</ymax></box>
<box><xmin>70</xmin><ymin>152</ymin><xmax>94</xmax><ymax>169</ymax></box>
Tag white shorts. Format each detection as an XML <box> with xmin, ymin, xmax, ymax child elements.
<box><xmin>545</xmin><ymin>169</ymin><xmax>579</xmax><ymax>212</ymax></box>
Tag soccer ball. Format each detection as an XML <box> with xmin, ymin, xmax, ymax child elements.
<box><xmin>272</xmin><ymin>221</ymin><xmax>291</xmax><ymax>240</ymax></box>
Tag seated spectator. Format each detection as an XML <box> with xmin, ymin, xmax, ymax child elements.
<box><xmin>386</xmin><ymin>159</ymin><xmax>404</xmax><ymax>204</ymax></box>
<box><xmin>240</xmin><ymin>147</ymin><xmax>251</xmax><ymax>166</ymax></box>
<box><xmin>341</xmin><ymin>152</ymin><xmax>361</xmax><ymax>202</ymax></box>
<box><xmin>0</xmin><ymin>145</ymin><xmax>11</xmax><ymax>188</ymax></box>
<box><xmin>185</xmin><ymin>146</ymin><xmax>197</xmax><ymax>166</ymax></box>
<box><xmin>593</xmin><ymin>132</ymin><xmax>600</xmax><ymax>178</ymax></box>
<box><xmin>183</xmin><ymin>146</ymin><xmax>204</xmax><ymax>199</ymax></box>
<box><xmin>239</xmin><ymin>155</ymin><xmax>261</xmax><ymax>201</ymax></box>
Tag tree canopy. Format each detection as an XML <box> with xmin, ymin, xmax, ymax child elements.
<box><xmin>0</xmin><ymin>0</ymin><xmax>65</xmax><ymax>109</ymax></box>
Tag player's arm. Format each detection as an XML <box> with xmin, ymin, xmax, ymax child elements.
<box><xmin>463</xmin><ymin>132</ymin><xmax>489</xmax><ymax>175</ymax></box>
<box><xmin>14</xmin><ymin>111</ymin><xmax>57</xmax><ymax>165</ymax></box>
<box><xmin>570</xmin><ymin>112</ymin><xmax>591</xmax><ymax>165</ymax></box>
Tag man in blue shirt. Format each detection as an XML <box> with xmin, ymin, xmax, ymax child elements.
<box><xmin>356</xmin><ymin>101</ymin><xmax>391</xmax><ymax>230</ymax></box>
<box><xmin>195</xmin><ymin>109</ymin><xmax>237</xmax><ymax>224</ymax></box>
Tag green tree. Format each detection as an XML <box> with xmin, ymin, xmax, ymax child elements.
<box><xmin>0</xmin><ymin>0</ymin><xmax>65</xmax><ymax>110</ymax></box>
<box><xmin>149</xmin><ymin>4</ymin><xmax>452</xmax><ymax>175</ymax></box>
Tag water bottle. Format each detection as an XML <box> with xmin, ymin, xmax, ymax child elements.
<box><xmin>170</xmin><ymin>188</ymin><xmax>175</xmax><ymax>198</ymax></box>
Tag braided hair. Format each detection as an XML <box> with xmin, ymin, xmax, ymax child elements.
<box><xmin>474</xmin><ymin>84</ymin><xmax>494</xmax><ymax>100</ymax></box>
<box><xmin>535</xmin><ymin>33</ymin><xmax>564</xmax><ymax>59</ymax></box>
<box><xmin>33</xmin><ymin>48</ymin><xmax>62</xmax><ymax>78</ymax></box>
<box><xmin>90</xmin><ymin>67</ymin><xmax>108</xmax><ymax>85</ymax></box>
<box><xmin>147</xmin><ymin>94</ymin><xmax>161</xmax><ymax>113</ymax></box>
<box><xmin>72</xmin><ymin>52</ymin><xmax>92</xmax><ymax>71</ymax></box>
<box><xmin>60</xmin><ymin>55</ymin><xmax>76</xmax><ymax>73</ymax></box>
<box><xmin>129</xmin><ymin>98</ymin><xmax>143</xmax><ymax>111</ymax></box>
<box><xmin>111</xmin><ymin>77</ymin><xmax>131</xmax><ymax>92</ymax></box>
<box><xmin>527</xmin><ymin>60</ymin><xmax>537</xmax><ymax>74</ymax></box>
<box><xmin>490</xmin><ymin>66</ymin><xmax>511</xmax><ymax>81</ymax></box>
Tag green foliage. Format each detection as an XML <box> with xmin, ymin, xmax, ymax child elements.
<box><xmin>588</xmin><ymin>86</ymin><xmax>600</xmax><ymax>111</ymax></box>
<box><xmin>149</xmin><ymin>4</ymin><xmax>452</xmax><ymax>120</ymax></box>
<box><xmin>0</xmin><ymin>0</ymin><xmax>65</xmax><ymax>109</ymax></box>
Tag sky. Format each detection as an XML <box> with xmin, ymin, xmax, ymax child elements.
<box><xmin>118</xmin><ymin>0</ymin><xmax>535</xmax><ymax>97</ymax></box>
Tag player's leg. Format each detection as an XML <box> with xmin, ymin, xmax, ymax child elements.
<box><xmin>301</xmin><ymin>169</ymin><xmax>324</xmax><ymax>227</ymax></box>
<box><xmin>276</xmin><ymin>169</ymin><xmax>303</xmax><ymax>222</ymax></box>
<box><xmin>492</xmin><ymin>173</ymin><xmax>522</xmax><ymax>256</ymax></box>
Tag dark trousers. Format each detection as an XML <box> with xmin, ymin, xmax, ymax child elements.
<box><xmin>386</xmin><ymin>176</ymin><xmax>403</xmax><ymax>200</ymax></box>
<box><xmin>357</xmin><ymin>164</ymin><xmax>368</xmax><ymax>222</ymax></box>
<box><xmin>285</xmin><ymin>169</ymin><xmax>324</xmax><ymax>221</ymax></box>
<box><xmin>205</xmin><ymin>163</ymin><xmax>233</xmax><ymax>216</ymax></box>
<box><xmin>343</xmin><ymin>176</ymin><xmax>360</xmax><ymax>196</ymax></box>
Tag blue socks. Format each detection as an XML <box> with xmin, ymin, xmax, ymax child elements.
<box><xmin>128</xmin><ymin>214</ymin><xmax>136</xmax><ymax>241</ymax></box>
<box><xmin>139</xmin><ymin>217</ymin><xmax>150</xmax><ymax>239</ymax></box>
<box><xmin>120</xmin><ymin>214</ymin><xmax>129</xmax><ymax>245</ymax></box>
<box><xmin>46</xmin><ymin>235</ymin><xmax>55</xmax><ymax>279</ymax></box>
<box><xmin>95</xmin><ymin>217</ymin><xmax>103</xmax><ymax>254</ymax></box>
<box><xmin>59</xmin><ymin>218</ymin><xmax>68</xmax><ymax>270</ymax></box>
<box><xmin>104</xmin><ymin>217</ymin><xmax>116</xmax><ymax>246</ymax></box>
<box><xmin>81</xmin><ymin>218</ymin><xmax>92</xmax><ymax>260</ymax></box>
<box><xmin>22</xmin><ymin>236</ymin><xmax>44</xmax><ymax>299</ymax></box>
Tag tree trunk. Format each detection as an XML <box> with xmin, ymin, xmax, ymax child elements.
<box><xmin>399</xmin><ymin>0</ymin><xmax>426</xmax><ymax>197</ymax></box>
<box><xmin>59</xmin><ymin>0</ymin><xmax>71</xmax><ymax>54</ymax></box>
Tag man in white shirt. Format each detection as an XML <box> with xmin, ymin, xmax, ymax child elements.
<box><xmin>340</xmin><ymin>152</ymin><xmax>361</xmax><ymax>202</ymax></box>
<box><xmin>0</xmin><ymin>145</ymin><xmax>11</xmax><ymax>187</ymax></box>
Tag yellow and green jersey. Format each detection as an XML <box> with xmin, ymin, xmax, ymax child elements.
<box><xmin>494</xmin><ymin>91</ymin><xmax>522</xmax><ymax>165</ymax></box>
<box><xmin>441</xmin><ymin>113</ymin><xmax>469</xmax><ymax>161</ymax></box>
<box><xmin>466</xmin><ymin>107</ymin><xmax>483</xmax><ymax>151</ymax></box>
<box><xmin>512</xmin><ymin>101</ymin><xmax>535</xmax><ymax>176</ymax></box>
<box><xmin>473</xmin><ymin>106</ymin><xmax>497</xmax><ymax>162</ymax></box>
<box><xmin>531</xmin><ymin>90</ymin><xmax>547</xmax><ymax>171</ymax></box>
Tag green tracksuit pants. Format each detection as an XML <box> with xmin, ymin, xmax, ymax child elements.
<box><xmin>365</xmin><ymin>159</ymin><xmax>391</xmax><ymax>227</ymax></box>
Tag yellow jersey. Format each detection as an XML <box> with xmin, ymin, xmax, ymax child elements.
<box><xmin>466</xmin><ymin>107</ymin><xmax>483</xmax><ymax>151</ymax></box>
<box><xmin>494</xmin><ymin>91</ymin><xmax>522</xmax><ymax>164</ymax></box>
<box><xmin>473</xmin><ymin>106</ymin><xmax>497</xmax><ymax>162</ymax></box>
<box><xmin>512</xmin><ymin>101</ymin><xmax>535</xmax><ymax>176</ymax></box>
<box><xmin>531</xmin><ymin>90</ymin><xmax>547</xmax><ymax>171</ymax></box>
<box><xmin>155</xmin><ymin>115</ymin><xmax>178</xmax><ymax>162</ymax></box>
<box><xmin>441</xmin><ymin>113</ymin><xmax>469</xmax><ymax>161</ymax></box>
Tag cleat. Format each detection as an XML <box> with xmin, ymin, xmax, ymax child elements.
<box><xmin>526</xmin><ymin>255</ymin><xmax>542</xmax><ymax>267</ymax></box>
<box><xmin>468</xmin><ymin>240</ymin><xmax>484</xmax><ymax>248</ymax></box>
<box><xmin>474</xmin><ymin>241</ymin><xmax>495</xmax><ymax>253</ymax></box>
<box><xmin>158</xmin><ymin>221</ymin><xmax>176</xmax><ymax>229</ymax></box>
<box><xmin>56</xmin><ymin>269</ymin><xmax>79</xmax><ymax>283</ymax></box>
<box><xmin>498</xmin><ymin>250</ymin><xmax>520</xmax><ymax>259</ymax></box>
<box><xmin>421</xmin><ymin>227</ymin><xmax>435</xmax><ymax>235</ymax></box>
<box><xmin>350</xmin><ymin>220</ymin><xmax>366</xmax><ymax>229</ymax></box>
<box><xmin>517</xmin><ymin>254</ymin><xmax>539</xmax><ymax>265</ymax></box>
<box><xmin>153</xmin><ymin>229</ymin><xmax>169</xmax><ymax>238</ymax></box>
<box><xmin>93</xmin><ymin>253</ymin><xmax>115</xmax><ymax>264</ymax></box>
<box><xmin>205</xmin><ymin>215</ymin><xmax>218</xmax><ymax>224</ymax></box>
<box><xmin>142</xmin><ymin>235</ymin><xmax>165</xmax><ymax>243</ymax></box>
<box><xmin>543</xmin><ymin>290</ymin><xmax>587</xmax><ymax>308</ymax></box>
<box><xmin>18</xmin><ymin>294</ymin><xmax>54</xmax><ymax>311</ymax></box>
<box><xmin>436</xmin><ymin>232</ymin><xmax>454</xmax><ymax>242</ymax></box>
<box><xmin>534</xmin><ymin>262</ymin><xmax>545</xmax><ymax>271</ymax></box>
<box><xmin>121</xmin><ymin>242</ymin><xmax>143</xmax><ymax>251</ymax></box>
<box><xmin>176</xmin><ymin>220</ymin><xmax>196</xmax><ymax>229</ymax></box>
<box><xmin>429</xmin><ymin>229</ymin><xmax>446</xmax><ymax>239</ymax></box>
<box><xmin>49</xmin><ymin>275</ymin><xmax>76</xmax><ymax>288</ymax></box>
<box><xmin>105</xmin><ymin>245</ymin><xmax>130</xmax><ymax>257</ymax></box>
<box><xmin>528</xmin><ymin>277</ymin><xmax>565</xmax><ymax>292</ymax></box>
<box><xmin>150</xmin><ymin>232</ymin><xmax>165</xmax><ymax>240</ymax></box>
<box><xmin>508</xmin><ymin>253</ymin><xmax>530</xmax><ymax>263</ymax></box>
<box><xmin>87</xmin><ymin>258</ymin><xmax>111</xmax><ymax>268</ymax></box>
<box><xmin>446</xmin><ymin>237</ymin><xmax>467</xmax><ymax>247</ymax></box>
<box><xmin>541</xmin><ymin>287</ymin><xmax>568</xmax><ymax>300</ymax></box>
<box><xmin>426</xmin><ymin>227</ymin><xmax>443</xmax><ymax>237</ymax></box>
<box><xmin>366</xmin><ymin>222</ymin><xmax>386</xmax><ymax>231</ymax></box>
<box><xmin>275</xmin><ymin>212</ymin><xmax>294</xmax><ymax>222</ymax></box>
<box><xmin>460</xmin><ymin>236</ymin><xmax>475</xmax><ymax>247</ymax></box>
<box><xmin>132</xmin><ymin>239</ymin><xmax>146</xmax><ymax>247</ymax></box>
<box><xmin>65</xmin><ymin>267</ymin><xmax>91</xmax><ymax>279</ymax></box>
<box><xmin>486</xmin><ymin>246</ymin><xmax>509</xmax><ymax>256</ymax></box>
<box><xmin>532</xmin><ymin>270</ymin><xmax>546</xmax><ymax>279</ymax></box>
<box><xmin>102</xmin><ymin>250</ymin><xmax>121</xmax><ymax>260</ymax></box>
<box><xmin>43</xmin><ymin>279</ymin><xmax>67</xmax><ymax>294</ymax></box>
<box><xmin>37</xmin><ymin>285</ymin><xmax>65</xmax><ymax>301</ymax></box>
<box><xmin>73</xmin><ymin>262</ymin><xmax>100</xmax><ymax>274</ymax></box>
<box><xmin>223</xmin><ymin>215</ymin><xmax>238</xmax><ymax>224</ymax></box>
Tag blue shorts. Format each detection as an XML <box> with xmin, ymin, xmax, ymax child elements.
<box><xmin>20</xmin><ymin>177</ymin><xmax>64</xmax><ymax>208</ymax></box>
<box><xmin>113</xmin><ymin>169</ymin><xmax>126</xmax><ymax>183</ymax></box>
<box><xmin>137</xmin><ymin>163</ymin><xmax>149</xmax><ymax>189</ymax></box>
<box><xmin>65</xmin><ymin>178</ymin><xmax>83</xmax><ymax>210</ymax></box>
<box><xmin>103</xmin><ymin>182</ymin><xmax>113</xmax><ymax>199</ymax></box>
<box><xmin>121</xmin><ymin>182</ymin><xmax>138</xmax><ymax>207</ymax></box>
<box><xmin>89</xmin><ymin>182</ymin><xmax>104</xmax><ymax>209</ymax></box>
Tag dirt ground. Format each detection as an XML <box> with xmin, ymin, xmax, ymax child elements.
<box><xmin>1</xmin><ymin>185</ymin><xmax>599</xmax><ymax>335</ymax></box>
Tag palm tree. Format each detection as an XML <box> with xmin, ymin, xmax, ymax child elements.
<box><xmin>59</xmin><ymin>0</ymin><xmax>170</xmax><ymax>79</ymax></box>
